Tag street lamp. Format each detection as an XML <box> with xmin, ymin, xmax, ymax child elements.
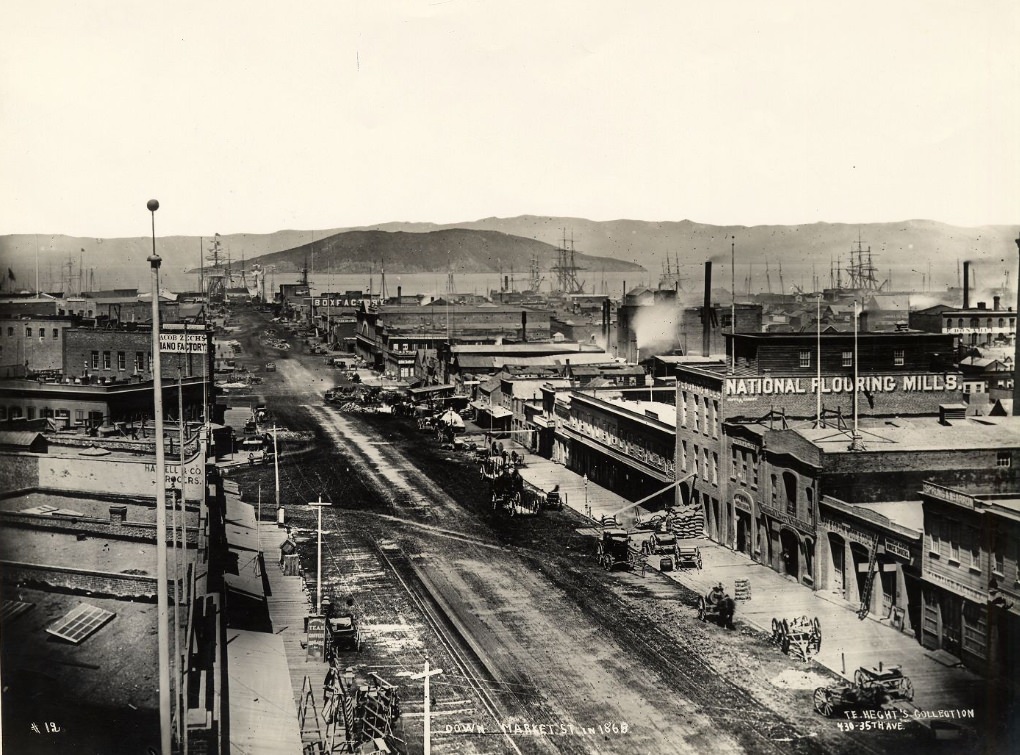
<box><xmin>147</xmin><ymin>199</ymin><xmax>172</xmax><ymax>755</ymax></box>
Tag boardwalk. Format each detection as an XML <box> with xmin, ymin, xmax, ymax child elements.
<box><xmin>258</xmin><ymin>524</ymin><xmax>328</xmax><ymax>743</ymax></box>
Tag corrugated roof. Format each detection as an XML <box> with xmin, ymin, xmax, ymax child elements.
<box><xmin>0</xmin><ymin>430</ymin><xmax>44</xmax><ymax>448</ymax></box>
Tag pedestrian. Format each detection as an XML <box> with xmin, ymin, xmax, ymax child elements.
<box><xmin>248</xmin><ymin>452</ymin><xmax>255</xmax><ymax>468</ymax></box>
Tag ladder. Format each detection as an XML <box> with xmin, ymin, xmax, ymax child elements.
<box><xmin>857</xmin><ymin>535</ymin><xmax>880</xmax><ymax>620</ymax></box>
<box><xmin>298</xmin><ymin>675</ymin><xmax>326</xmax><ymax>755</ymax></box>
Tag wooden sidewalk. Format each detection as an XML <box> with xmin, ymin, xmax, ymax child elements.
<box><xmin>258</xmin><ymin>524</ymin><xmax>326</xmax><ymax>719</ymax></box>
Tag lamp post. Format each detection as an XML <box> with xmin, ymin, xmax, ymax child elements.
<box><xmin>147</xmin><ymin>199</ymin><xmax>173</xmax><ymax>755</ymax></box>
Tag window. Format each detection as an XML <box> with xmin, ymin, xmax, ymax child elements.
<box><xmin>91</xmin><ymin>351</ymin><xmax>99</xmax><ymax>370</ymax></box>
<box><xmin>681</xmin><ymin>440</ymin><xmax>688</xmax><ymax>471</ymax></box>
<box><xmin>799</xmin><ymin>350</ymin><xmax>811</xmax><ymax>368</ymax></box>
<box><xmin>135</xmin><ymin>352</ymin><xmax>144</xmax><ymax>372</ymax></box>
<box><xmin>783</xmin><ymin>471</ymin><xmax>798</xmax><ymax>515</ymax></box>
<box><xmin>949</xmin><ymin>521</ymin><xmax>960</xmax><ymax>562</ymax></box>
<box><xmin>771</xmin><ymin>474</ymin><xmax>778</xmax><ymax>506</ymax></box>
<box><xmin>730</xmin><ymin>446</ymin><xmax>739</xmax><ymax>480</ymax></box>
<box><xmin>930</xmin><ymin>516</ymin><xmax>941</xmax><ymax>553</ymax></box>
<box><xmin>0</xmin><ymin>407</ymin><xmax>6</xmax><ymax>420</ymax></box>
<box><xmin>103</xmin><ymin>351</ymin><xmax>111</xmax><ymax>370</ymax></box>
<box><xmin>894</xmin><ymin>349</ymin><xmax>904</xmax><ymax>366</ymax></box>
<box><xmin>25</xmin><ymin>327</ymin><xmax>32</xmax><ymax>337</ymax></box>
<box><xmin>711</xmin><ymin>452</ymin><xmax>718</xmax><ymax>484</ymax></box>
<box><xmin>711</xmin><ymin>400</ymin><xmax>719</xmax><ymax>438</ymax></box>
<box><xmin>680</xmin><ymin>391</ymin><xmax>688</xmax><ymax>427</ymax></box>
<box><xmin>842</xmin><ymin>351</ymin><xmax>853</xmax><ymax>367</ymax></box>
<box><xmin>992</xmin><ymin>534</ymin><xmax>1004</xmax><ymax>575</ymax></box>
<box><xmin>27</xmin><ymin>407</ymin><xmax>36</xmax><ymax>420</ymax></box>
<box><xmin>6</xmin><ymin>327</ymin><xmax>12</xmax><ymax>336</ymax></box>
<box><xmin>969</xmin><ymin>527</ymin><xmax>981</xmax><ymax>570</ymax></box>
<box><xmin>703</xmin><ymin>449</ymin><xmax>710</xmax><ymax>482</ymax></box>
<box><xmin>997</xmin><ymin>452</ymin><xmax>1011</xmax><ymax>468</ymax></box>
<box><xmin>117</xmin><ymin>351</ymin><xmax>126</xmax><ymax>371</ymax></box>
<box><xmin>751</xmin><ymin>453</ymin><xmax>759</xmax><ymax>488</ymax></box>
<box><xmin>692</xmin><ymin>444</ymin><xmax>699</xmax><ymax>476</ymax></box>
<box><xmin>806</xmin><ymin>487</ymin><xmax>814</xmax><ymax>514</ymax></box>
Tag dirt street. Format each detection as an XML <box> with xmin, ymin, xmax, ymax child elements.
<box><xmin>224</xmin><ymin>308</ymin><xmax>955</xmax><ymax>755</ymax></box>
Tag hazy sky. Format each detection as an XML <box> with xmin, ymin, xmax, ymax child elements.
<box><xmin>2</xmin><ymin>1</ymin><xmax>1017</xmax><ymax>238</ymax></box>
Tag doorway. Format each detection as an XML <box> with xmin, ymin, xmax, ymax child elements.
<box><xmin>779</xmin><ymin>528</ymin><xmax>800</xmax><ymax>578</ymax></box>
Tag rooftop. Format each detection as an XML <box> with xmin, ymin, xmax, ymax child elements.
<box><xmin>852</xmin><ymin>500</ymin><xmax>924</xmax><ymax>533</ymax></box>
<box><xmin>796</xmin><ymin>415</ymin><xmax>1020</xmax><ymax>454</ymax></box>
<box><xmin>0</xmin><ymin>490</ymin><xmax>200</xmax><ymax>528</ymax></box>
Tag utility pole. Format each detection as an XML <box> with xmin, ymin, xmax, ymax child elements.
<box><xmin>309</xmin><ymin>497</ymin><xmax>328</xmax><ymax>613</ymax></box>
<box><xmin>411</xmin><ymin>659</ymin><xmax>444</xmax><ymax>755</ymax></box>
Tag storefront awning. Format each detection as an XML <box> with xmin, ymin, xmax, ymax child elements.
<box><xmin>408</xmin><ymin>383</ymin><xmax>455</xmax><ymax>397</ymax></box>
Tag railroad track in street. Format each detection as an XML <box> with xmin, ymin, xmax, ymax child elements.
<box><xmin>374</xmin><ymin>541</ymin><xmax>533</xmax><ymax>755</ymax></box>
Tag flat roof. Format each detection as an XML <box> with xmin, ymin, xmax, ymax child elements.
<box><xmin>796</xmin><ymin>416</ymin><xmax>1020</xmax><ymax>454</ymax></box>
<box><xmin>852</xmin><ymin>500</ymin><xmax>924</xmax><ymax>533</ymax></box>
<box><xmin>0</xmin><ymin>490</ymin><xmax>200</xmax><ymax>527</ymax></box>
<box><xmin>226</xmin><ymin>630</ymin><xmax>305</xmax><ymax>755</ymax></box>
<box><xmin>0</xmin><ymin>586</ymin><xmax>159</xmax><ymax>711</ymax></box>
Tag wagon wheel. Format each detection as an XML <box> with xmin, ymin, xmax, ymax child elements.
<box><xmin>603</xmin><ymin>555</ymin><xmax>612</xmax><ymax>571</ymax></box>
<box><xmin>813</xmin><ymin>688</ymin><xmax>836</xmax><ymax>717</ymax></box>
<box><xmin>696</xmin><ymin>552</ymin><xmax>703</xmax><ymax>570</ymax></box>
<box><xmin>479</xmin><ymin>466</ymin><xmax>486</xmax><ymax>479</ymax></box>
<box><xmin>782</xmin><ymin>618</ymin><xmax>791</xmax><ymax>638</ymax></box>
<box><xmin>781</xmin><ymin>634</ymin><xmax>791</xmax><ymax>654</ymax></box>
<box><xmin>771</xmin><ymin>618</ymin><xmax>781</xmax><ymax>643</ymax></box>
<box><xmin>853</xmin><ymin>669</ymin><xmax>866</xmax><ymax>688</ymax></box>
<box><xmin>697</xmin><ymin>595</ymin><xmax>707</xmax><ymax>621</ymax></box>
<box><xmin>641</xmin><ymin>541</ymin><xmax>650</xmax><ymax>555</ymax></box>
<box><xmin>900</xmin><ymin>677</ymin><xmax>914</xmax><ymax>702</ymax></box>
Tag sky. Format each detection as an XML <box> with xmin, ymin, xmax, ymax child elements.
<box><xmin>1</xmin><ymin>1</ymin><xmax>1018</xmax><ymax>238</ymax></box>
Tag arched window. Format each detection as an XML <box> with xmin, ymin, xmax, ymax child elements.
<box><xmin>783</xmin><ymin>472</ymin><xmax>798</xmax><ymax>516</ymax></box>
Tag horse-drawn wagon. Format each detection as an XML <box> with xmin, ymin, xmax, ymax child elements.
<box><xmin>696</xmin><ymin>583</ymin><xmax>735</xmax><ymax>628</ymax></box>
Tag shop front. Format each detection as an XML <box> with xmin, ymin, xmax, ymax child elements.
<box><xmin>818</xmin><ymin>498</ymin><xmax>922</xmax><ymax>636</ymax></box>
<box><xmin>757</xmin><ymin>502</ymin><xmax>816</xmax><ymax>586</ymax></box>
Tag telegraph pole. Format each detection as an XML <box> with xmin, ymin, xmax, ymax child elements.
<box><xmin>309</xmin><ymin>497</ymin><xmax>329</xmax><ymax>612</ymax></box>
<box><xmin>411</xmin><ymin>659</ymin><xmax>444</xmax><ymax>755</ymax></box>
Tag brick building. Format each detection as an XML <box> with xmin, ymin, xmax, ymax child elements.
<box><xmin>0</xmin><ymin>315</ymin><xmax>76</xmax><ymax>373</ymax></box>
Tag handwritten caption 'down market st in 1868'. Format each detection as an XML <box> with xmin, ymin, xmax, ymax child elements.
<box><xmin>723</xmin><ymin>374</ymin><xmax>960</xmax><ymax>397</ymax></box>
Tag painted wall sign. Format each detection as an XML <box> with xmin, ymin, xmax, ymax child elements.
<box><xmin>158</xmin><ymin>332</ymin><xmax>208</xmax><ymax>353</ymax></box>
<box><xmin>311</xmin><ymin>297</ymin><xmax>374</xmax><ymax>308</ymax></box>
<box><xmin>724</xmin><ymin>374</ymin><xmax>960</xmax><ymax>397</ymax></box>
<box><xmin>145</xmin><ymin>463</ymin><xmax>204</xmax><ymax>488</ymax></box>
<box><xmin>760</xmin><ymin>503</ymin><xmax>813</xmax><ymax>534</ymax></box>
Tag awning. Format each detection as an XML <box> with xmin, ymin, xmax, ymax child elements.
<box><xmin>408</xmin><ymin>383</ymin><xmax>455</xmax><ymax>397</ymax></box>
<box><xmin>483</xmin><ymin>406</ymin><xmax>512</xmax><ymax>419</ymax></box>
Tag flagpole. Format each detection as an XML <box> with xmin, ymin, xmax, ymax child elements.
<box><xmin>147</xmin><ymin>198</ymin><xmax>173</xmax><ymax>755</ymax></box>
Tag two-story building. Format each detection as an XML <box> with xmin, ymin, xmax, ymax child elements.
<box><xmin>920</xmin><ymin>481</ymin><xmax>1020</xmax><ymax>680</ymax></box>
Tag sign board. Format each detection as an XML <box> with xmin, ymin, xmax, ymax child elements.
<box><xmin>723</xmin><ymin>373</ymin><xmax>960</xmax><ymax>397</ymax></box>
<box><xmin>306</xmin><ymin>616</ymin><xmax>327</xmax><ymax>661</ymax></box>
<box><xmin>159</xmin><ymin>332</ymin><xmax>208</xmax><ymax>354</ymax></box>
<box><xmin>884</xmin><ymin>538</ymin><xmax>912</xmax><ymax>562</ymax></box>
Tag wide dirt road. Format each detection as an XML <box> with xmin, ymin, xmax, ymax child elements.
<box><xmin>234</xmin><ymin>310</ymin><xmax>934</xmax><ymax>755</ymax></box>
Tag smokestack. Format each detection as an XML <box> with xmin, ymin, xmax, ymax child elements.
<box><xmin>963</xmin><ymin>261</ymin><xmax>971</xmax><ymax>309</ymax></box>
<box><xmin>397</xmin><ymin>285</ymin><xmax>402</xmax><ymax>301</ymax></box>
<box><xmin>504</xmin><ymin>275</ymin><xmax>509</xmax><ymax>293</ymax></box>
<box><xmin>521</xmin><ymin>310</ymin><xmax>527</xmax><ymax>343</ymax></box>
<box><xmin>994</xmin><ymin>295</ymin><xmax>1001</xmax><ymax>311</ymax></box>
<box><xmin>703</xmin><ymin>261</ymin><xmax>712</xmax><ymax>357</ymax></box>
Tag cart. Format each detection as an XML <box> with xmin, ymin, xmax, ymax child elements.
<box><xmin>675</xmin><ymin>545</ymin><xmax>703</xmax><ymax>570</ymax></box>
<box><xmin>771</xmin><ymin>616</ymin><xmax>821</xmax><ymax>660</ymax></box>
<box><xmin>853</xmin><ymin>664</ymin><xmax>914</xmax><ymax>702</ymax></box>
<box><xmin>696</xmin><ymin>585</ymin><xmax>736</xmax><ymax>628</ymax></box>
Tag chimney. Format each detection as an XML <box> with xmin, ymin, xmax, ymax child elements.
<box><xmin>994</xmin><ymin>295</ymin><xmax>1001</xmax><ymax>311</ymax></box>
<box><xmin>963</xmin><ymin>260</ymin><xmax>971</xmax><ymax>309</ymax></box>
<box><xmin>521</xmin><ymin>310</ymin><xmax>527</xmax><ymax>343</ymax></box>
<box><xmin>504</xmin><ymin>275</ymin><xmax>509</xmax><ymax>293</ymax></box>
<box><xmin>397</xmin><ymin>285</ymin><xmax>402</xmax><ymax>301</ymax></box>
<box><xmin>978</xmin><ymin>301</ymin><xmax>987</xmax><ymax>310</ymax></box>
<box><xmin>703</xmin><ymin>261</ymin><xmax>712</xmax><ymax>357</ymax></box>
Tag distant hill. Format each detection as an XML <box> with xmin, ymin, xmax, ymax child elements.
<box><xmin>1</xmin><ymin>216</ymin><xmax>1016</xmax><ymax>294</ymax></box>
<box><xmin>246</xmin><ymin>228</ymin><xmax>644</xmax><ymax>278</ymax></box>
